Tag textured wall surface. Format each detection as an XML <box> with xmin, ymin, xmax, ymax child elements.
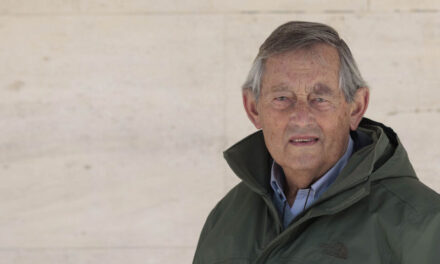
<box><xmin>1</xmin><ymin>1</ymin><xmax>439</xmax><ymax>263</ymax></box>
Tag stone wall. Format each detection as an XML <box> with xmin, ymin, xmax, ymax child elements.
<box><xmin>1</xmin><ymin>1</ymin><xmax>439</xmax><ymax>263</ymax></box>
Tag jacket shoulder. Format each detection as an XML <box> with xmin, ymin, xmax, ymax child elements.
<box><xmin>362</xmin><ymin>177</ymin><xmax>440</xmax><ymax>263</ymax></box>
<box><xmin>377</xmin><ymin>177</ymin><xmax>440</xmax><ymax>215</ymax></box>
<box><xmin>375</xmin><ymin>177</ymin><xmax>440</xmax><ymax>263</ymax></box>
<box><xmin>193</xmin><ymin>182</ymin><xmax>269</xmax><ymax>263</ymax></box>
<box><xmin>202</xmin><ymin>181</ymin><xmax>264</xmax><ymax>228</ymax></box>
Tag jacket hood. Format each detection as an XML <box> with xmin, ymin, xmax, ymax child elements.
<box><xmin>223</xmin><ymin>118</ymin><xmax>417</xmax><ymax>197</ymax></box>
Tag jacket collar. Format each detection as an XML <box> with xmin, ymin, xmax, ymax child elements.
<box><xmin>223</xmin><ymin>118</ymin><xmax>417</xmax><ymax>199</ymax></box>
<box><xmin>223</xmin><ymin>130</ymin><xmax>272</xmax><ymax>196</ymax></box>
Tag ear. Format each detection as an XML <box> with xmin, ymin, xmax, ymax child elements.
<box><xmin>243</xmin><ymin>89</ymin><xmax>262</xmax><ymax>129</ymax></box>
<box><xmin>349</xmin><ymin>87</ymin><xmax>369</xmax><ymax>131</ymax></box>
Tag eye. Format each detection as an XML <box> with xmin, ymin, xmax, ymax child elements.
<box><xmin>272</xmin><ymin>96</ymin><xmax>291</xmax><ymax>109</ymax></box>
<box><xmin>275</xmin><ymin>96</ymin><xmax>288</xmax><ymax>101</ymax></box>
<box><xmin>310</xmin><ymin>97</ymin><xmax>332</xmax><ymax>111</ymax></box>
<box><xmin>312</xmin><ymin>97</ymin><xmax>327</xmax><ymax>103</ymax></box>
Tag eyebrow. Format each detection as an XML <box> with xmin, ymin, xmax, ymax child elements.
<box><xmin>268</xmin><ymin>83</ymin><xmax>335</xmax><ymax>95</ymax></box>
<box><xmin>269</xmin><ymin>84</ymin><xmax>289</xmax><ymax>92</ymax></box>
<box><xmin>311</xmin><ymin>83</ymin><xmax>334</xmax><ymax>95</ymax></box>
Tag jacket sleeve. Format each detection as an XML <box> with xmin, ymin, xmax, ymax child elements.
<box><xmin>192</xmin><ymin>202</ymin><xmax>221</xmax><ymax>264</ymax></box>
<box><xmin>401</xmin><ymin>212</ymin><xmax>440</xmax><ymax>263</ymax></box>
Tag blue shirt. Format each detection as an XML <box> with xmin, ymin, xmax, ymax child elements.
<box><xmin>270</xmin><ymin>136</ymin><xmax>354</xmax><ymax>228</ymax></box>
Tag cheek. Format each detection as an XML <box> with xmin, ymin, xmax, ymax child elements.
<box><xmin>260</xmin><ymin>112</ymin><xmax>288</xmax><ymax>146</ymax></box>
<box><xmin>319</xmin><ymin>109</ymin><xmax>351</xmax><ymax>142</ymax></box>
<box><xmin>328</xmin><ymin>115</ymin><xmax>351</xmax><ymax>155</ymax></box>
<box><xmin>264</xmin><ymin>120</ymin><xmax>284</xmax><ymax>142</ymax></box>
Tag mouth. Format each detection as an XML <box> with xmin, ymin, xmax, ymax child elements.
<box><xmin>289</xmin><ymin>136</ymin><xmax>319</xmax><ymax>146</ymax></box>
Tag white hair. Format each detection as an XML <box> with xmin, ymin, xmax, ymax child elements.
<box><xmin>242</xmin><ymin>21</ymin><xmax>367</xmax><ymax>102</ymax></box>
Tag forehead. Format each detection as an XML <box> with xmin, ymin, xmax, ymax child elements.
<box><xmin>262</xmin><ymin>44</ymin><xmax>340</xmax><ymax>93</ymax></box>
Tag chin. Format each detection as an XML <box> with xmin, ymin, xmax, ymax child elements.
<box><xmin>291</xmin><ymin>163</ymin><xmax>321</xmax><ymax>172</ymax></box>
<box><xmin>286</xmin><ymin>155</ymin><xmax>321</xmax><ymax>171</ymax></box>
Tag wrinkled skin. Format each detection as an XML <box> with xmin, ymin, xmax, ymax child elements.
<box><xmin>243</xmin><ymin>44</ymin><xmax>369</xmax><ymax>201</ymax></box>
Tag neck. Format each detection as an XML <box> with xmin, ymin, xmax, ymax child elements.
<box><xmin>281</xmin><ymin>136</ymin><xmax>352</xmax><ymax>205</ymax></box>
<box><xmin>282</xmin><ymin>167</ymin><xmax>325</xmax><ymax>206</ymax></box>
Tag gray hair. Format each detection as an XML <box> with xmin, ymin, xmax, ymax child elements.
<box><xmin>242</xmin><ymin>21</ymin><xmax>367</xmax><ymax>102</ymax></box>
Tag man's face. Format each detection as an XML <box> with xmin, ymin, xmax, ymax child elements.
<box><xmin>249</xmin><ymin>44</ymin><xmax>358</xmax><ymax>181</ymax></box>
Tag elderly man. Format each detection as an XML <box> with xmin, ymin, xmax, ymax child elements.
<box><xmin>193</xmin><ymin>21</ymin><xmax>440</xmax><ymax>263</ymax></box>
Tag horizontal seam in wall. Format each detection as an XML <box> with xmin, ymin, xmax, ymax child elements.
<box><xmin>0</xmin><ymin>246</ymin><xmax>194</xmax><ymax>251</ymax></box>
<box><xmin>0</xmin><ymin>9</ymin><xmax>438</xmax><ymax>17</ymax></box>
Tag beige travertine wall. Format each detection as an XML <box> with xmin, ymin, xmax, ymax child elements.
<box><xmin>1</xmin><ymin>1</ymin><xmax>439</xmax><ymax>263</ymax></box>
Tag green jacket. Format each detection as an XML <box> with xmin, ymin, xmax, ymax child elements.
<box><xmin>193</xmin><ymin>118</ymin><xmax>440</xmax><ymax>263</ymax></box>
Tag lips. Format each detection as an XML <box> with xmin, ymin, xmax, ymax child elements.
<box><xmin>289</xmin><ymin>136</ymin><xmax>319</xmax><ymax>146</ymax></box>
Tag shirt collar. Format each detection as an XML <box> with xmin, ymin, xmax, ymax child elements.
<box><xmin>270</xmin><ymin>135</ymin><xmax>354</xmax><ymax>202</ymax></box>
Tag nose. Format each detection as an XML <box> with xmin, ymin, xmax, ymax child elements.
<box><xmin>289</xmin><ymin>100</ymin><xmax>314</xmax><ymax>126</ymax></box>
